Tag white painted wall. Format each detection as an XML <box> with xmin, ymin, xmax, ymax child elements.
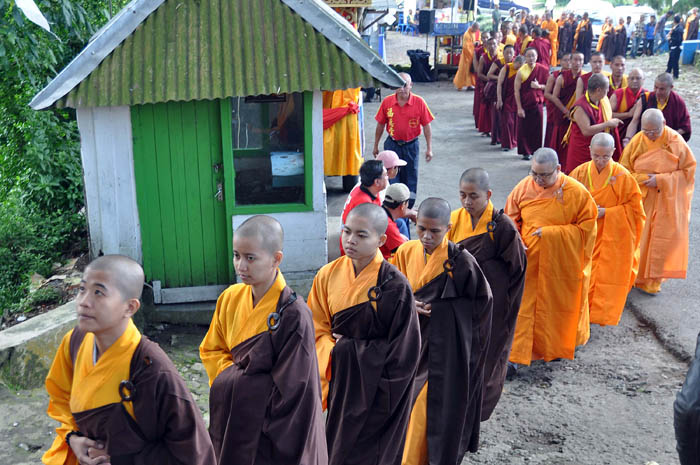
<box><xmin>76</xmin><ymin>106</ymin><xmax>142</xmax><ymax>263</ymax></box>
<box><xmin>232</xmin><ymin>90</ymin><xmax>329</xmax><ymax>275</ymax></box>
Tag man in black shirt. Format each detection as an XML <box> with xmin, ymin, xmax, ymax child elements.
<box><xmin>666</xmin><ymin>14</ymin><xmax>684</xmax><ymax>79</ymax></box>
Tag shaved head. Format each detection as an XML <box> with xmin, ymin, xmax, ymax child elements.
<box><xmin>641</xmin><ymin>108</ymin><xmax>665</xmax><ymax>129</ymax></box>
<box><xmin>590</xmin><ymin>132</ymin><xmax>615</xmax><ymax>149</ymax></box>
<box><xmin>398</xmin><ymin>72</ymin><xmax>412</xmax><ymax>85</ymax></box>
<box><xmin>460</xmin><ymin>167</ymin><xmax>490</xmax><ymax>192</ymax></box>
<box><xmin>85</xmin><ymin>255</ymin><xmax>145</xmax><ymax>300</ymax></box>
<box><xmin>655</xmin><ymin>72</ymin><xmax>673</xmax><ymax>87</ymax></box>
<box><xmin>346</xmin><ymin>203</ymin><xmax>388</xmax><ymax>235</ymax></box>
<box><xmin>236</xmin><ymin>215</ymin><xmax>284</xmax><ymax>254</ymax></box>
<box><xmin>587</xmin><ymin>73</ymin><xmax>609</xmax><ymax>93</ymax></box>
<box><xmin>418</xmin><ymin>197</ymin><xmax>451</xmax><ymax>226</ymax></box>
<box><xmin>533</xmin><ymin>148</ymin><xmax>559</xmax><ymax>169</ymax></box>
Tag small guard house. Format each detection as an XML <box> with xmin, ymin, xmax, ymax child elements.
<box><xmin>31</xmin><ymin>0</ymin><xmax>403</xmax><ymax>304</ymax></box>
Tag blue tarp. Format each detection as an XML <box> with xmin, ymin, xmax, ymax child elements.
<box><xmin>477</xmin><ymin>0</ymin><xmax>530</xmax><ymax>13</ymax></box>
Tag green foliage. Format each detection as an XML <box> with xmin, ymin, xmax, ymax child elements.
<box><xmin>0</xmin><ymin>0</ymin><xmax>129</xmax><ymax>320</ymax></box>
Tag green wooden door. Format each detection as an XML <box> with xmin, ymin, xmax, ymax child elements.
<box><xmin>131</xmin><ymin>100</ymin><xmax>231</xmax><ymax>288</ymax></box>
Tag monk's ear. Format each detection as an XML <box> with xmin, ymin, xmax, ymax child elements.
<box><xmin>446</xmin><ymin>222</ymin><xmax>453</xmax><ymax>232</ymax></box>
<box><xmin>125</xmin><ymin>298</ymin><xmax>141</xmax><ymax>319</ymax></box>
<box><xmin>486</xmin><ymin>190</ymin><xmax>493</xmax><ymax>200</ymax></box>
<box><xmin>272</xmin><ymin>251</ymin><xmax>284</xmax><ymax>268</ymax></box>
<box><xmin>378</xmin><ymin>233</ymin><xmax>387</xmax><ymax>248</ymax></box>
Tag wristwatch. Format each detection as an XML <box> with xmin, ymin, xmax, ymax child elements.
<box><xmin>65</xmin><ymin>430</ymin><xmax>84</xmax><ymax>447</ymax></box>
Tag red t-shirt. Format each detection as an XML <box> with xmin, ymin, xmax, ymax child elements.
<box><xmin>375</xmin><ymin>93</ymin><xmax>435</xmax><ymax>142</ymax></box>
<box><xmin>379</xmin><ymin>212</ymin><xmax>406</xmax><ymax>259</ymax></box>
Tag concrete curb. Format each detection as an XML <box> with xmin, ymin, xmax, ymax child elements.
<box><xmin>0</xmin><ymin>301</ymin><xmax>77</xmax><ymax>389</ymax></box>
<box><xmin>626</xmin><ymin>300</ymin><xmax>693</xmax><ymax>364</ymax></box>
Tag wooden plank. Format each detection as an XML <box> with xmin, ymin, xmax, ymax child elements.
<box><xmin>160</xmin><ymin>284</ymin><xmax>228</xmax><ymax>304</ymax></box>
<box><xmin>166</xmin><ymin>102</ymin><xmax>193</xmax><ymax>286</ymax></box>
<box><xmin>181</xmin><ymin>101</ymin><xmax>206</xmax><ymax>285</ymax></box>
<box><xmin>152</xmin><ymin>103</ymin><xmax>180</xmax><ymax>287</ymax></box>
<box><xmin>195</xmin><ymin>100</ymin><xmax>218</xmax><ymax>285</ymax></box>
<box><xmin>219</xmin><ymin>99</ymin><xmax>236</xmax><ymax>283</ymax></box>
<box><xmin>208</xmin><ymin>102</ymin><xmax>230</xmax><ymax>285</ymax></box>
<box><xmin>303</xmin><ymin>91</ymin><xmax>313</xmax><ymax>208</ymax></box>
<box><xmin>76</xmin><ymin>108</ymin><xmax>101</xmax><ymax>257</ymax></box>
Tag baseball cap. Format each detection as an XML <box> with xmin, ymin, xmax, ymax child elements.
<box><xmin>376</xmin><ymin>150</ymin><xmax>407</xmax><ymax>169</ymax></box>
<box><xmin>384</xmin><ymin>183</ymin><xmax>411</xmax><ymax>204</ymax></box>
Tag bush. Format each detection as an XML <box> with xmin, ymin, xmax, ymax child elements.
<box><xmin>0</xmin><ymin>191</ymin><xmax>85</xmax><ymax>319</ymax></box>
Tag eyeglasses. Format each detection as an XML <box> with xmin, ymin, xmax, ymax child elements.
<box><xmin>529</xmin><ymin>169</ymin><xmax>557</xmax><ymax>179</ymax></box>
<box><xmin>641</xmin><ymin>127</ymin><xmax>661</xmax><ymax>136</ymax></box>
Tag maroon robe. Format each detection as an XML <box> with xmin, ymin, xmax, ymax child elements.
<box><xmin>411</xmin><ymin>241</ymin><xmax>493</xmax><ymax>462</ymax></box>
<box><xmin>209</xmin><ymin>287</ymin><xmax>328</xmax><ymax>465</ymax></box>
<box><xmin>489</xmin><ymin>58</ymin><xmax>506</xmax><ymax>145</ymax></box>
<box><xmin>478</xmin><ymin>51</ymin><xmax>498</xmax><ymax>134</ymax></box>
<box><xmin>326</xmin><ymin>261</ymin><xmax>420</xmax><ymax>465</ymax></box>
<box><xmin>531</xmin><ymin>37</ymin><xmax>551</xmax><ymax>67</ymax></box>
<box><xmin>564</xmin><ymin>94</ymin><xmax>621</xmax><ymax>173</ymax></box>
<box><xmin>455</xmin><ymin>209</ymin><xmax>526</xmax><ymax>421</ymax></box>
<box><xmin>67</xmin><ymin>328</ymin><xmax>216</xmax><ymax>465</ymax></box>
<box><xmin>500</xmin><ymin>63</ymin><xmax>519</xmax><ymax>149</ymax></box>
<box><xmin>607</xmin><ymin>74</ymin><xmax>625</xmax><ymax>98</ymax></box>
<box><xmin>473</xmin><ymin>45</ymin><xmax>485</xmax><ymax>128</ymax></box>
<box><xmin>544</xmin><ymin>70</ymin><xmax>561</xmax><ymax>150</ymax></box>
<box><xmin>550</xmin><ymin>69</ymin><xmax>580</xmax><ymax>167</ymax></box>
<box><xmin>639</xmin><ymin>90</ymin><xmax>692</xmax><ymax>141</ymax></box>
<box><xmin>516</xmin><ymin>63</ymin><xmax>550</xmax><ymax>156</ymax></box>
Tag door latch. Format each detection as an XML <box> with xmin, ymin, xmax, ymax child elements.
<box><xmin>214</xmin><ymin>182</ymin><xmax>224</xmax><ymax>201</ymax></box>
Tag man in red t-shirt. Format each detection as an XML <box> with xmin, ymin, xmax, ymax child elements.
<box><xmin>372</xmin><ymin>72</ymin><xmax>435</xmax><ymax>208</ymax></box>
<box><xmin>340</xmin><ymin>159</ymin><xmax>388</xmax><ymax>255</ymax></box>
<box><xmin>380</xmin><ymin>183</ymin><xmax>411</xmax><ymax>259</ymax></box>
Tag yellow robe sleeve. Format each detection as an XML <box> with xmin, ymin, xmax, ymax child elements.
<box><xmin>42</xmin><ymin>330</ymin><xmax>79</xmax><ymax>465</ymax></box>
<box><xmin>199</xmin><ymin>294</ymin><xmax>235</xmax><ymax>387</ymax></box>
<box><xmin>306</xmin><ymin>268</ymin><xmax>336</xmax><ymax>409</ymax></box>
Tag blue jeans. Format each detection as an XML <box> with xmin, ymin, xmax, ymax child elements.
<box><xmin>654</xmin><ymin>32</ymin><xmax>667</xmax><ymax>54</ymax></box>
<box><xmin>631</xmin><ymin>37</ymin><xmax>642</xmax><ymax>57</ymax></box>
<box><xmin>384</xmin><ymin>137</ymin><xmax>419</xmax><ymax>208</ymax></box>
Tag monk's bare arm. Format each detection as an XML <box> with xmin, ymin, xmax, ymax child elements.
<box><xmin>478</xmin><ymin>56</ymin><xmax>488</xmax><ymax>82</ymax></box>
<box><xmin>373</xmin><ymin>122</ymin><xmax>385</xmax><ymax>156</ymax></box>
<box><xmin>514</xmin><ymin>73</ymin><xmax>524</xmax><ymax>117</ymax></box>
<box><xmin>575</xmin><ymin>77</ymin><xmax>584</xmax><ymax>100</ymax></box>
<box><xmin>625</xmin><ymin>100</ymin><xmax>643</xmax><ymax>140</ymax></box>
<box><xmin>496</xmin><ymin>67</ymin><xmax>506</xmax><ymax>109</ymax></box>
<box><xmin>472</xmin><ymin>53</ymin><xmax>480</xmax><ymax>77</ymax></box>
<box><xmin>572</xmin><ymin>107</ymin><xmax>619</xmax><ymax>137</ymax></box>
<box><xmin>486</xmin><ymin>62</ymin><xmax>500</xmax><ymax>81</ymax></box>
<box><xmin>543</xmin><ymin>74</ymin><xmax>556</xmax><ymax>103</ymax></box>
<box><xmin>550</xmin><ymin>75</ymin><xmax>569</xmax><ymax>116</ymax></box>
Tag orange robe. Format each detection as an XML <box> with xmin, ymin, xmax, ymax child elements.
<box><xmin>323</xmin><ymin>89</ymin><xmax>363</xmax><ymax>176</ymax></box>
<box><xmin>454</xmin><ymin>29</ymin><xmax>478</xmax><ymax>89</ymax></box>
<box><xmin>505</xmin><ymin>173</ymin><xmax>597</xmax><ymax>365</ymax></box>
<box><xmin>597</xmin><ymin>23</ymin><xmax>612</xmax><ymax>51</ymax></box>
<box><xmin>569</xmin><ymin>161</ymin><xmax>646</xmax><ymax>325</ymax></box>
<box><xmin>541</xmin><ymin>19</ymin><xmax>559</xmax><ymax>66</ymax></box>
<box><xmin>505</xmin><ymin>33</ymin><xmax>517</xmax><ymax>46</ymax></box>
<box><xmin>620</xmin><ymin>127</ymin><xmax>696</xmax><ymax>294</ymax></box>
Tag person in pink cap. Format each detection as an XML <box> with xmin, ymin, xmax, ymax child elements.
<box><xmin>376</xmin><ymin>150</ymin><xmax>407</xmax><ymax>181</ymax></box>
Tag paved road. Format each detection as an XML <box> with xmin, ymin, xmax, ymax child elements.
<box><xmin>327</xmin><ymin>77</ymin><xmax>700</xmax><ymax>361</ymax></box>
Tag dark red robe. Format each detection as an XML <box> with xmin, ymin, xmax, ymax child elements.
<box><xmin>489</xmin><ymin>57</ymin><xmax>506</xmax><ymax>145</ymax></box>
<box><xmin>531</xmin><ymin>37</ymin><xmax>551</xmax><ymax>67</ymax></box>
<box><xmin>544</xmin><ymin>70</ymin><xmax>561</xmax><ymax>150</ymax></box>
<box><xmin>456</xmin><ymin>210</ymin><xmax>526</xmax><ymax>421</ymax></box>
<box><xmin>66</xmin><ymin>329</ymin><xmax>216</xmax><ymax>465</ymax></box>
<box><xmin>500</xmin><ymin>63</ymin><xmax>519</xmax><ymax>149</ymax></box>
<box><xmin>550</xmin><ymin>69</ymin><xmax>580</xmax><ymax>168</ymax></box>
<box><xmin>638</xmin><ymin>90</ymin><xmax>692</xmax><ymax>141</ymax></box>
<box><xmin>209</xmin><ymin>287</ymin><xmax>328</xmax><ymax>465</ymax></box>
<box><xmin>565</xmin><ymin>95</ymin><xmax>621</xmax><ymax>173</ymax></box>
<box><xmin>473</xmin><ymin>45</ymin><xmax>485</xmax><ymax>128</ymax></box>
<box><xmin>326</xmin><ymin>261</ymin><xmax>420</xmax><ymax>465</ymax></box>
<box><xmin>607</xmin><ymin>74</ymin><xmax>626</xmax><ymax>98</ymax></box>
<box><xmin>411</xmin><ymin>241</ymin><xmax>493</xmax><ymax>462</ymax></box>
<box><xmin>478</xmin><ymin>51</ymin><xmax>498</xmax><ymax>134</ymax></box>
<box><xmin>612</xmin><ymin>86</ymin><xmax>645</xmax><ymax>140</ymax></box>
<box><xmin>516</xmin><ymin>63</ymin><xmax>550</xmax><ymax>156</ymax></box>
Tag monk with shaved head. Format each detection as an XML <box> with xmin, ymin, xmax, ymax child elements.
<box><xmin>610</xmin><ymin>67</ymin><xmax>645</xmax><ymax>142</ymax></box>
<box><xmin>448</xmin><ymin>168</ymin><xmax>526</xmax><ymax>420</ymax></box>
<box><xmin>43</xmin><ymin>255</ymin><xmax>216</xmax><ymax>465</ymax></box>
<box><xmin>200</xmin><ymin>215</ymin><xmax>327</xmax><ymax>464</ymax></box>
<box><xmin>621</xmin><ymin>109</ymin><xmax>696</xmax><ymax>295</ymax></box>
<box><xmin>570</xmin><ymin>133</ymin><xmax>645</xmax><ymax>325</ymax></box>
<box><xmin>506</xmin><ymin>148</ymin><xmax>598</xmax><ymax>367</ymax></box>
<box><xmin>309</xmin><ymin>203</ymin><xmax>420</xmax><ymax>465</ymax></box>
<box><xmin>393</xmin><ymin>198</ymin><xmax>493</xmax><ymax>464</ymax></box>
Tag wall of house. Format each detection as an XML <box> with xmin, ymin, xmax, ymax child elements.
<box><xmin>76</xmin><ymin>106</ymin><xmax>142</xmax><ymax>262</ymax></box>
<box><xmin>232</xmin><ymin>90</ymin><xmax>328</xmax><ymax>285</ymax></box>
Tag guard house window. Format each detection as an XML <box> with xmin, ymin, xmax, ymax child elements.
<box><xmin>231</xmin><ymin>93</ymin><xmax>306</xmax><ymax>206</ymax></box>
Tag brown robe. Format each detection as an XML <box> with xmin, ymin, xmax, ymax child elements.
<box><xmin>67</xmin><ymin>329</ymin><xmax>216</xmax><ymax>465</ymax></box>
<box><xmin>326</xmin><ymin>261</ymin><xmax>420</xmax><ymax>465</ymax></box>
<box><xmin>456</xmin><ymin>210</ymin><xmax>527</xmax><ymax>421</ymax></box>
<box><xmin>412</xmin><ymin>242</ymin><xmax>493</xmax><ymax>462</ymax></box>
<box><xmin>207</xmin><ymin>287</ymin><xmax>327</xmax><ymax>465</ymax></box>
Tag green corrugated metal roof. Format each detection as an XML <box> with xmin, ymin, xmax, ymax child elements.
<box><xmin>57</xmin><ymin>0</ymin><xmax>390</xmax><ymax>107</ymax></box>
